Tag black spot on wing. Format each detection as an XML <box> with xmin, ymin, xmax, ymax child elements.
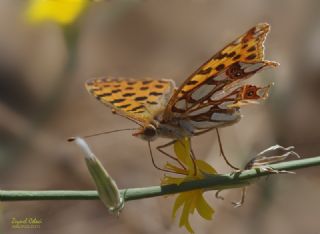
<box><xmin>130</xmin><ymin>105</ymin><xmax>144</xmax><ymax>111</ymax></box>
<box><xmin>198</xmin><ymin>67</ymin><xmax>212</xmax><ymax>75</ymax></box>
<box><xmin>215</xmin><ymin>53</ymin><xmax>227</xmax><ymax>60</ymax></box>
<box><xmin>140</xmin><ymin>86</ymin><xmax>148</xmax><ymax>90</ymax></box>
<box><xmin>215</xmin><ymin>64</ymin><xmax>225</xmax><ymax>71</ymax></box>
<box><xmin>226</xmin><ymin>63</ymin><xmax>245</xmax><ymax>79</ymax></box>
<box><xmin>227</xmin><ymin>51</ymin><xmax>236</xmax><ymax>58</ymax></box>
<box><xmin>149</xmin><ymin>91</ymin><xmax>163</xmax><ymax>96</ymax></box>
<box><xmin>247</xmin><ymin>46</ymin><xmax>256</xmax><ymax>52</ymax></box>
<box><xmin>142</xmin><ymin>80</ymin><xmax>152</xmax><ymax>85</ymax></box>
<box><xmin>233</xmin><ymin>54</ymin><xmax>241</xmax><ymax>60</ymax></box>
<box><xmin>155</xmin><ymin>84</ymin><xmax>164</xmax><ymax>89</ymax></box>
<box><xmin>111</xmin><ymin>89</ymin><xmax>121</xmax><ymax>93</ymax></box>
<box><xmin>246</xmin><ymin>54</ymin><xmax>257</xmax><ymax>60</ymax></box>
<box><xmin>186</xmin><ymin>80</ymin><xmax>198</xmax><ymax>86</ymax></box>
<box><xmin>135</xmin><ymin>96</ymin><xmax>148</xmax><ymax>101</ymax></box>
<box><xmin>96</xmin><ymin>93</ymin><xmax>112</xmax><ymax>99</ymax></box>
<box><xmin>110</xmin><ymin>98</ymin><xmax>126</xmax><ymax>104</ymax></box>
<box><xmin>117</xmin><ymin>104</ymin><xmax>131</xmax><ymax>109</ymax></box>
<box><xmin>123</xmin><ymin>93</ymin><xmax>135</xmax><ymax>97</ymax></box>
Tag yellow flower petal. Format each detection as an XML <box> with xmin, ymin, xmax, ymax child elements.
<box><xmin>184</xmin><ymin>220</ymin><xmax>194</xmax><ymax>234</ymax></box>
<box><xmin>164</xmin><ymin>137</ymin><xmax>217</xmax><ymax>233</ymax></box>
<box><xmin>174</xmin><ymin>138</ymin><xmax>190</xmax><ymax>165</ymax></box>
<box><xmin>188</xmin><ymin>191</ymin><xmax>200</xmax><ymax>214</ymax></box>
<box><xmin>174</xmin><ymin>138</ymin><xmax>196</xmax><ymax>175</ymax></box>
<box><xmin>26</xmin><ymin>0</ymin><xmax>88</xmax><ymax>25</ymax></box>
<box><xmin>164</xmin><ymin>162</ymin><xmax>187</xmax><ymax>175</ymax></box>
<box><xmin>180</xmin><ymin>197</ymin><xmax>194</xmax><ymax>234</ymax></box>
<box><xmin>195</xmin><ymin>160</ymin><xmax>217</xmax><ymax>175</ymax></box>
<box><xmin>172</xmin><ymin>192</ymin><xmax>188</xmax><ymax>218</ymax></box>
<box><xmin>196</xmin><ymin>193</ymin><xmax>214</xmax><ymax>220</ymax></box>
<box><xmin>161</xmin><ymin>175</ymin><xmax>184</xmax><ymax>186</ymax></box>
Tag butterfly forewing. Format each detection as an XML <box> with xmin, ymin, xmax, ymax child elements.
<box><xmin>163</xmin><ymin>23</ymin><xmax>278</xmax><ymax>122</ymax></box>
<box><xmin>86</xmin><ymin>78</ymin><xmax>175</xmax><ymax>124</ymax></box>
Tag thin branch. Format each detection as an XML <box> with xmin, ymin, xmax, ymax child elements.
<box><xmin>1</xmin><ymin>156</ymin><xmax>320</xmax><ymax>202</ymax></box>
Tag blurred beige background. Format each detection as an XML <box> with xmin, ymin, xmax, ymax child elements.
<box><xmin>0</xmin><ymin>0</ymin><xmax>320</xmax><ymax>233</ymax></box>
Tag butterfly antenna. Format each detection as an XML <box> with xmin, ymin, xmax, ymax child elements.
<box><xmin>67</xmin><ymin>128</ymin><xmax>138</xmax><ymax>142</ymax></box>
<box><xmin>110</xmin><ymin>109</ymin><xmax>144</xmax><ymax>127</ymax></box>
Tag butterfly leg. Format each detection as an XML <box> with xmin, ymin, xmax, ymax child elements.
<box><xmin>188</xmin><ymin>140</ymin><xmax>198</xmax><ymax>176</ymax></box>
<box><xmin>157</xmin><ymin>140</ymin><xmax>187</xmax><ymax>171</ymax></box>
<box><xmin>148</xmin><ymin>141</ymin><xmax>187</xmax><ymax>175</ymax></box>
<box><xmin>216</xmin><ymin>129</ymin><xmax>240</xmax><ymax>170</ymax></box>
<box><xmin>215</xmin><ymin>187</ymin><xmax>247</xmax><ymax>208</ymax></box>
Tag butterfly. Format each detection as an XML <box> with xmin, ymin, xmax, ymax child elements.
<box><xmin>85</xmin><ymin>23</ymin><xmax>279</xmax><ymax>171</ymax></box>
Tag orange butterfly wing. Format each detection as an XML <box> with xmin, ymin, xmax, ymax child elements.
<box><xmin>85</xmin><ymin>78</ymin><xmax>175</xmax><ymax>124</ymax></box>
<box><xmin>178</xmin><ymin>84</ymin><xmax>271</xmax><ymax>130</ymax></box>
<box><xmin>163</xmin><ymin>23</ymin><xmax>278</xmax><ymax>123</ymax></box>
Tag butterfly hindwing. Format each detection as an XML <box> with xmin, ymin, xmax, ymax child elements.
<box><xmin>86</xmin><ymin>78</ymin><xmax>175</xmax><ymax>124</ymax></box>
<box><xmin>181</xmin><ymin>84</ymin><xmax>270</xmax><ymax>130</ymax></box>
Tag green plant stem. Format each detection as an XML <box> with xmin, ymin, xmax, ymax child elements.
<box><xmin>1</xmin><ymin>156</ymin><xmax>319</xmax><ymax>202</ymax></box>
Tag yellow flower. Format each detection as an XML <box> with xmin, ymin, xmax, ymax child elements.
<box><xmin>161</xmin><ymin>138</ymin><xmax>216</xmax><ymax>233</ymax></box>
<box><xmin>25</xmin><ymin>0</ymin><xmax>89</xmax><ymax>25</ymax></box>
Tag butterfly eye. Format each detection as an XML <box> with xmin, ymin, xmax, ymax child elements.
<box><xmin>144</xmin><ymin>125</ymin><xmax>157</xmax><ymax>138</ymax></box>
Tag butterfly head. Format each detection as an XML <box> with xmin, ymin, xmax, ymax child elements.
<box><xmin>132</xmin><ymin>124</ymin><xmax>158</xmax><ymax>141</ymax></box>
